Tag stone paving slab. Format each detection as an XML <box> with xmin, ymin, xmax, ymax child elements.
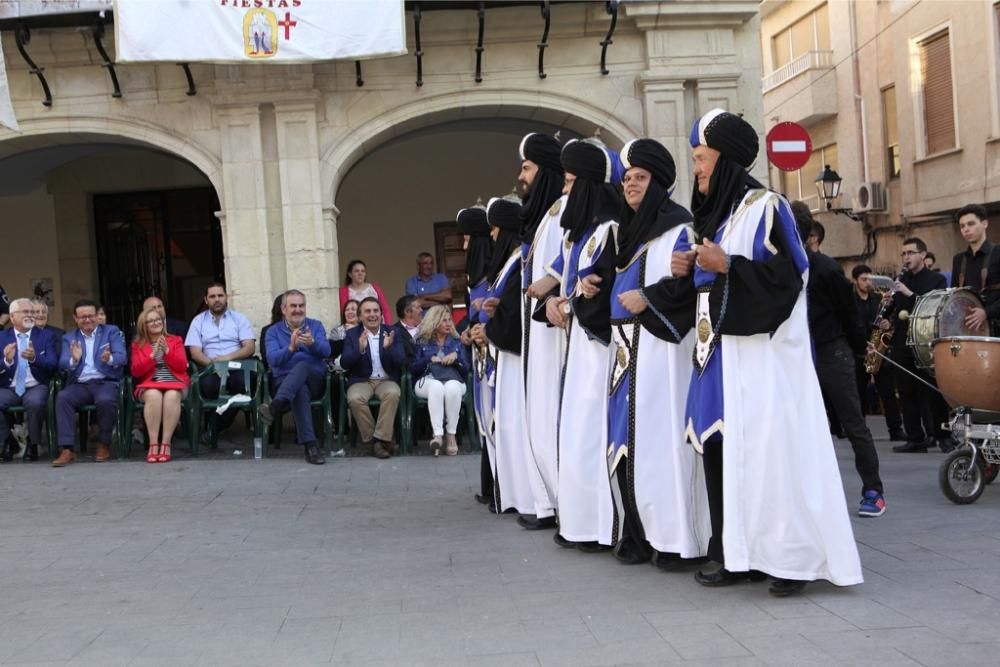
<box><xmin>3</xmin><ymin>418</ymin><xmax>1000</xmax><ymax>666</ymax></box>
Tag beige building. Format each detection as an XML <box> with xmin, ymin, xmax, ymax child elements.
<box><xmin>0</xmin><ymin>1</ymin><xmax>766</xmax><ymax>332</ymax></box>
<box><xmin>761</xmin><ymin>0</ymin><xmax>1000</xmax><ymax>276</ymax></box>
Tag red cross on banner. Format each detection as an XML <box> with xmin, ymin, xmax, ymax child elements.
<box><xmin>278</xmin><ymin>12</ymin><xmax>297</xmax><ymax>40</ymax></box>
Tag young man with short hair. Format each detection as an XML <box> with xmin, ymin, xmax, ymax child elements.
<box><xmin>950</xmin><ymin>204</ymin><xmax>1000</xmax><ymax>332</ymax></box>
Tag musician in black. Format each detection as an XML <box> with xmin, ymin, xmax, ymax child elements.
<box><xmin>886</xmin><ymin>237</ymin><xmax>949</xmax><ymax>453</ymax></box>
<box><xmin>950</xmin><ymin>204</ymin><xmax>1000</xmax><ymax>332</ymax></box>
<box><xmin>851</xmin><ymin>264</ymin><xmax>905</xmax><ymax>441</ymax></box>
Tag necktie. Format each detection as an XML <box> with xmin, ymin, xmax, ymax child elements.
<box><xmin>14</xmin><ymin>333</ymin><xmax>28</xmax><ymax>397</ymax></box>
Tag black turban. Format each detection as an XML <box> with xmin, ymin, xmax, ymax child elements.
<box><xmin>688</xmin><ymin>109</ymin><xmax>764</xmax><ymax>242</ymax></box>
<box><xmin>560</xmin><ymin>139</ymin><xmax>622</xmax><ymax>243</ymax></box>
<box><xmin>620</xmin><ymin>138</ymin><xmax>676</xmax><ymax>191</ymax></box>
<box><xmin>689</xmin><ymin>108</ymin><xmax>759</xmax><ymax>169</ymax></box>
<box><xmin>518</xmin><ymin>133</ymin><xmax>565</xmax><ymax>244</ymax></box>
<box><xmin>485</xmin><ymin>196</ymin><xmax>523</xmax><ymax>282</ymax></box>
<box><xmin>457</xmin><ymin>205</ymin><xmax>493</xmax><ymax>286</ymax></box>
<box><xmin>616</xmin><ymin>138</ymin><xmax>689</xmax><ymax>269</ymax></box>
<box><xmin>519</xmin><ymin>132</ymin><xmax>563</xmax><ymax>172</ymax></box>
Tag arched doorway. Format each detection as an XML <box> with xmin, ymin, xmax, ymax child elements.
<box><xmin>331</xmin><ymin>106</ymin><xmax>630</xmax><ymax>313</ymax></box>
<box><xmin>0</xmin><ymin>131</ymin><xmax>223</xmax><ymax>331</ymax></box>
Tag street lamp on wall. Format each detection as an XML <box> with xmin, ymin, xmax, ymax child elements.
<box><xmin>815</xmin><ymin>164</ymin><xmax>842</xmax><ymax>210</ymax></box>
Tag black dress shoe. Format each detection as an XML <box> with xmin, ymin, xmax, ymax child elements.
<box><xmin>613</xmin><ymin>537</ymin><xmax>653</xmax><ymax>564</ymax></box>
<box><xmin>553</xmin><ymin>532</ymin><xmax>577</xmax><ymax>549</ymax></box>
<box><xmin>888</xmin><ymin>429</ymin><xmax>908</xmax><ymax>442</ymax></box>
<box><xmin>23</xmin><ymin>444</ymin><xmax>39</xmax><ymax>462</ymax></box>
<box><xmin>694</xmin><ymin>566</ymin><xmax>768</xmax><ymax>587</ymax></box>
<box><xmin>474</xmin><ymin>493</ymin><xmax>492</xmax><ymax>505</ymax></box>
<box><xmin>654</xmin><ymin>552</ymin><xmax>707</xmax><ymax>572</ymax></box>
<box><xmin>892</xmin><ymin>440</ymin><xmax>928</xmax><ymax>453</ymax></box>
<box><xmin>769</xmin><ymin>578</ymin><xmax>808</xmax><ymax>597</ymax></box>
<box><xmin>577</xmin><ymin>541</ymin><xmax>611</xmax><ymax>554</ymax></box>
<box><xmin>517</xmin><ymin>514</ymin><xmax>557</xmax><ymax>530</ymax></box>
<box><xmin>937</xmin><ymin>438</ymin><xmax>956</xmax><ymax>453</ymax></box>
<box><xmin>303</xmin><ymin>442</ymin><xmax>325</xmax><ymax>465</ymax></box>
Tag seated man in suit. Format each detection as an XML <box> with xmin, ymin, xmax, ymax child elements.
<box><xmin>53</xmin><ymin>299</ymin><xmax>127</xmax><ymax>466</ymax></box>
<box><xmin>341</xmin><ymin>297</ymin><xmax>406</xmax><ymax>459</ymax></box>
<box><xmin>31</xmin><ymin>300</ymin><xmax>65</xmax><ymax>355</ymax></box>
<box><xmin>0</xmin><ymin>298</ymin><xmax>58</xmax><ymax>462</ymax></box>
<box><xmin>393</xmin><ymin>294</ymin><xmax>421</xmax><ymax>362</ymax></box>
<box><xmin>258</xmin><ymin>290</ymin><xmax>330</xmax><ymax>465</ymax></box>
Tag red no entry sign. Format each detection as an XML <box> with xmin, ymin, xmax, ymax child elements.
<box><xmin>766</xmin><ymin>122</ymin><xmax>812</xmax><ymax>171</ymax></box>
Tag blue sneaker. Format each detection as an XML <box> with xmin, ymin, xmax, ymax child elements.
<box><xmin>858</xmin><ymin>490</ymin><xmax>886</xmax><ymax>517</ymax></box>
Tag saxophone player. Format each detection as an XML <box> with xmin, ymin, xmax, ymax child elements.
<box><xmin>852</xmin><ymin>265</ymin><xmax>905</xmax><ymax>441</ymax></box>
<box><xmin>885</xmin><ymin>238</ymin><xmax>949</xmax><ymax>453</ymax></box>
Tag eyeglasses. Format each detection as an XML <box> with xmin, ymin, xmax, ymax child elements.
<box><xmin>147</xmin><ymin>319</ymin><xmax>163</xmax><ymax>324</ymax></box>
<box><xmin>900</xmin><ymin>250</ymin><xmax>921</xmax><ymax>257</ymax></box>
<box><xmin>77</xmin><ymin>315</ymin><xmax>96</xmax><ymax>321</ymax></box>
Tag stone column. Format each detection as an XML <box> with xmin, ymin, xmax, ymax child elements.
<box><xmin>638</xmin><ymin>77</ymin><xmax>692</xmax><ymax>200</ymax></box>
<box><xmin>217</xmin><ymin>104</ymin><xmax>274</xmax><ymax>331</ymax></box>
<box><xmin>273</xmin><ymin>99</ymin><xmax>339</xmax><ymax>329</ymax></box>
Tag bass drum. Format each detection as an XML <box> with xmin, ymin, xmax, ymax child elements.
<box><xmin>932</xmin><ymin>336</ymin><xmax>1000</xmax><ymax>411</ymax></box>
<box><xmin>906</xmin><ymin>288</ymin><xmax>985</xmax><ymax>375</ymax></box>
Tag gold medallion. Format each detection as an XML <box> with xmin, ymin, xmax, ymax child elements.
<box><xmin>616</xmin><ymin>346</ymin><xmax>626</xmax><ymax>367</ymax></box>
<box><xmin>587</xmin><ymin>237</ymin><xmax>597</xmax><ymax>256</ymax></box>
<box><xmin>549</xmin><ymin>199</ymin><xmax>562</xmax><ymax>216</ymax></box>
<box><xmin>697</xmin><ymin>317</ymin><xmax>711</xmax><ymax>343</ymax></box>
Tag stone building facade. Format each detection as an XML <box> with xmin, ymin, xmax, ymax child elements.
<box><xmin>761</xmin><ymin>0</ymin><xmax>1000</xmax><ymax>274</ymax></box>
<box><xmin>0</xmin><ymin>1</ymin><xmax>764</xmax><ymax>330</ymax></box>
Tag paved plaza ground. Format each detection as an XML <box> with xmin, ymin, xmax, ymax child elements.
<box><xmin>3</xmin><ymin>418</ymin><xmax>1000</xmax><ymax>666</ymax></box>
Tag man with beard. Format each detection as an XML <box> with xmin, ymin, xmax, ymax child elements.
<box><xmin>607</xmin><ymin>138</ymin><xmax>710</xmax><ymax>567</ymax></box>
<box><xmin>513</xmin><ymin>132</ymin><xmax>566</xmax><ymax>530</ymax></box>
<box><xmin>540</xmin><ymin>138</ymin><xmax>620</xmax><ymax>551</ymax></box>
<box><xmin>455</xmin><ymin>203</ymin><xmax>497</xmax><ymax>506</ymax></box>
<box><xmin>471</xmin><ymin>194</ymin><xmax>543</xmax><ymax>516</ymax></box>
<box><xmin>684</xmin><ymin>109</ymin><xmax>862</xmax><ymax>596</ymax></box>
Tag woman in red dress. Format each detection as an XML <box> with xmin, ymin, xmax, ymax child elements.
<box><xmin>131</xmin><ymin>308</ymin><xmax>190</xmax><ymax>463</ymax></box>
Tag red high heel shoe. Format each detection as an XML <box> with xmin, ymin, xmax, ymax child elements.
<box><xmin>146</xmin><ymin>444</ymin><xmax>160</xmax><ymax>464</ymax></box>
<box><xmin>157</xmin><ymin>443</ymin><xmax>172</xmax><ymax>463</ymax></box>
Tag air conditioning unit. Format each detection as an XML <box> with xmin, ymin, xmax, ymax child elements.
<box><xmin>854</xmin><ymin>181</ymin><xmax>887</xmax><ymax>213</ymax></box>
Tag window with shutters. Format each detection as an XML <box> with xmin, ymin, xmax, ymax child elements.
<box><xmin>882</xmin><ymin>85</ymin><xmax>901</xmax><ymax>179</ymax></box>
<box><xmin>917</xmin><ymin>30</ymin><xmax>956</xmax><ymax>155</ymax></box>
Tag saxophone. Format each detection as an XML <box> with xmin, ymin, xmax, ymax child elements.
<box><xmin>863</xmin><ymin>267</ymin><xmax>907</xmax><ymax>375</ymax></box>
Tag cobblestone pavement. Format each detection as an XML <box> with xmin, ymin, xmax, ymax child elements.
<box><xmin>2</xmin><ymin>418</ymin><xmax>1000</xmax><ymax>666</ymax></box>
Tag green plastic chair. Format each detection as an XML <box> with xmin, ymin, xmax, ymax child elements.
<box><xmin>260</xmin><ymin>368</ymin><xmax>336</xmax><ymax>456</ymax></box>
<box><xmin>121</xmin><ymin>369</ymin><xmax>197</xmax><ymax>459</ymax></box>
<box><xmin>401</xmin><ymin>368</ymin><xmax>479</xmax><ymax>454</ymax></box>
<box><xmin>0</xmin><ymin>382</ymin><xmax>58</xmax><ymax>458</ymax></box>
<box><xmin>52</xmin><ymin>375</ymin><xmax>126</xmax><ymax>459</ymax></box>
<box><xmin>190</xmin><ymin>359</ymin><xmax>263</xmax><ymax>455</ymax></box>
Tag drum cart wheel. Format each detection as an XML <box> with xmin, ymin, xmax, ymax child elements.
<box><xmin>939</xmin><ymin>448</ymin><xmax>986</xmax><ymax>504</ymax></box>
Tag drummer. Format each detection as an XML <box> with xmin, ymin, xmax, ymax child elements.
<box><xmin>883</xmin><ymin>237</ymin><xmax>949</xmax><ymax>453</ymax></box>
<box><xmin>950</xmin><ymin>204</ymin><xmax>1000</xmax><ymax>333</ymax></box>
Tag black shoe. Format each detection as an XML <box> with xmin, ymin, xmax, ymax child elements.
<box><xmin>577</xmin><ymin>541</ymin><xmax>611</xmax><ymax>554</ymax></box>
<box><xmin>613</xmin><ymin>537</ymin><xmax>653</xmax><ymax>565</ymax></box>
<box><xmin>474</xmin><ymin>494</ymin><xmax>492</xmax><ymax>505</ymax></box>
<box><xmin>888</xmin><ymin>429</ymin><xmax>908</xmax><ymax>442</ymax></box>
<box><xmin>892</xmin><ymin>440</ymin><xmax>928</xmax><ymax>453</ymax></box>
<box><xmin>516</xmin><ymin>514</ymin><xmax>557</xmax><ymax>530</ymax></box>
<box><xmin>553</xmin><ymin>532</ymin><xmax>578</xmax><ymax>549</ymax></box>
<box><xmin>937</xmin><ymin>438</ymin><xmax>956</xmax><ymax>453</ymax></box>
<box><xmin>769</xmin><ymin>578</ymin><xmax>808</xmax><ymax>597</ymax></box>
<box><xmin>654</xmin><ymin>552</ymin><xmax>707</xmax><ymax>572</ymax></box>
<box><xmin>257</xmin><ymin>403</ymin><xmax>275</xmax><ymax>426</ymax></box>
<box><xmin>303</xmin><ymin>442</ymin><xmax>325</xmax><ymax>465</ymax></box>
<box><xmin>694</xmin><ymin>566</ymin><xmax>768</xmax><ymax>587</ymax></box>
<box><xmin>23</xmin><ymin>444</ymin><xmax>39</xmax><ymax>462</ymax></box>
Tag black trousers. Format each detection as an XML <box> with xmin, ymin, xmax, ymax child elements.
<box><xmin>891</xmin><ymin>346</ymin><xmax>949</xmax><ymax>442</ymax></box>
<box><xmin>855</xmin><ymin>359</ymin><xmax>902</xmax><ymax>431</ymax></box>
<box><xmin>815</xmin><ymin>338</ymin><xmax>883</xmax><ymax>495</ymax></box>
<box><xmin>479</xmin><ymin>438</ymin><xmax>494</xmax><ymax>499</ymax></box>
<box><xmin>198</xmin><ymin>369</ymin><xmax>251</xmax><ymax>429</ymax></box>
<box><xmin>702</xmin><ymin>437</ymin><xmax>725</xmax><ymax>565</ymax></box>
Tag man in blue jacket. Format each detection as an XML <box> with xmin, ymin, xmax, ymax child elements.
<box><xmin>53</xmin><ymin>299</ymin><xmax>127</xmax><ymax>466</ymax></box>
<box><xmin>341</xmin><ymin>297</ymin><xmax>406</xmax><ymax>458</ymax></box>
<box><xmin>259</xmin><ymin>290</ymin><xmax>331</xmax><ymax>465</ymax></box>
<box><xmin>0</xmin><ymin>298</ymin><xmax>58</xmax><ymax>462</ymax></box>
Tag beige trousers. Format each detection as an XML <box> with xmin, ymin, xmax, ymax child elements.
<box><xmin>346</xmin><ymin>379</ymin><xmax>401</xmax><ymax>443</ymax></box>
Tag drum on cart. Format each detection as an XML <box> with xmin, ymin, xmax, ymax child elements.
<box><xmin>906</xmin><ymin>288</ymin><xmax>985</xmax><ymax>375</ymax></box>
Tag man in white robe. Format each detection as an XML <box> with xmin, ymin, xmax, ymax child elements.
<box><xmin>684</xmin><ymin>109</ymin><xmax>863</xmax><ymax>596</ymax></box>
